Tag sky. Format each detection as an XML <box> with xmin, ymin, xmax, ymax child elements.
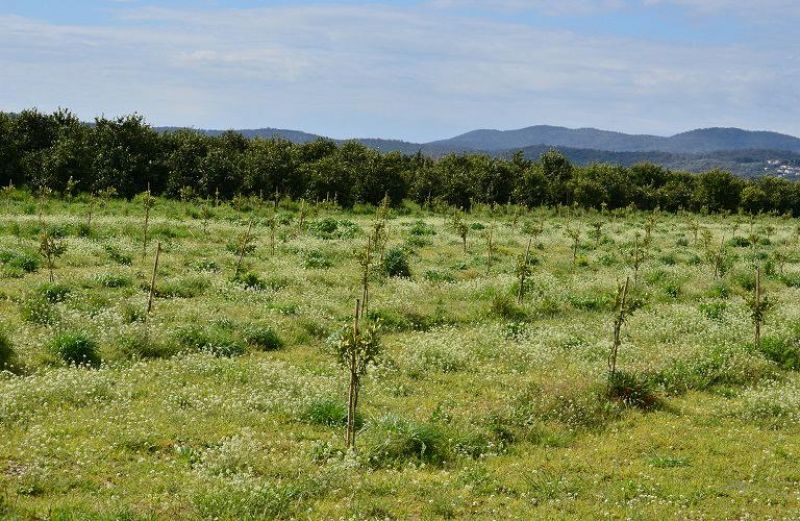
<box><xmin>1</xmin><ymin>0</ymin><xmax>798</xmax><ymax>142</ymax></box>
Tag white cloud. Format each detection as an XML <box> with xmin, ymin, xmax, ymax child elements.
<box><xmin>0</xmin><ymin>3</ymin><xmax>796</xmax><ymax>140</ymax></box>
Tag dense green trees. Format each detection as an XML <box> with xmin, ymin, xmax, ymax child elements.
<box><xmin>2</xmin><ymin>108</ymin><xmax>800</xmax><ymax>215</ymax></box>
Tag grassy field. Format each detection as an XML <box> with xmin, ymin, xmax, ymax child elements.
<box><xmin>2</xmin><ymin>192</ymin><xmax>800</xmax><ymax>519</ymax></box>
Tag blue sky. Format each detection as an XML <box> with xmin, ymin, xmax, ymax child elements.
<box><xmin>1</xmin><ymin>0</ymin><xmax>798</xmax><ymax>141</ymax></box>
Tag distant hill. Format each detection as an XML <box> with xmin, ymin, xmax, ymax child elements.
<box><xmin>156</xmin><ymin>126</ymin><xmax>325</xmax><ymax>144</ymax></box>
<box><xmin>429</xmin><ymin>126</ymin><xmax>800</xmax><ymax>154</ymax></box>
<box><xmin>154</xmin><ymin>124</ymin><xmax>800</xmax><ymax>177</ymax></box>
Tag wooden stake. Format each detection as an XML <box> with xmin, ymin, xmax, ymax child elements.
<box><xmin>146</xmin><ymin>242</ymin><xmax>161</xmax><ymax>315</ymax></box>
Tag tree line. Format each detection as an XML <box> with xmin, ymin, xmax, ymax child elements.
<box><xmin>1</xmin><ymin>108</ymin><xmax>798</xmax><ymax>214</ymax></box>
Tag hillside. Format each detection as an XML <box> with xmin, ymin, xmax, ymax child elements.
<box><xmin>156</xmin><ymin>124</ymin><xmax>800</xmax><ymax>176</ymax></box>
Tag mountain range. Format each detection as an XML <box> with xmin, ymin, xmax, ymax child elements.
<box><xmin>156</xmin><ymin>125</ymin><xmax>800</xmax><ymax>177</ymax></box>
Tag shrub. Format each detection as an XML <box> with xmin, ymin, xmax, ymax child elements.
<box><xmin>310</xmin><ymin>217</ymin><xmax>339</xmax><ymax>236</ymax></box>
<box><xmin>36</xmin><ymin>282</ymin><xmax>71</xmax><ymax>303</ymax></box>
<box><xmin>49</xmin><ymin>331</ymin><xmax>100</xmax><ymax>367</ymax></box>
<box><xmin>0</xmin><ymin>331</ymin><xmax>16</xmax><ymax>370</ymax></box>
<box><xmin>409</xmin><ymin>220</ymin><xmax>436</xmax><ymax>236</ymax></box>
<box><xmin>244</xmin><ymin>325</ymin><xmax>283</xmax><ymax>350</ymax></box>
<box><xmin>361</xmin><ymin>416</ymin><xmax>450</xmax><ymax>468</ymax></box>
<box><xmin>383</xmin><ymin>247</ymin><xmax>411</xmax><ymax>278</ymax></box>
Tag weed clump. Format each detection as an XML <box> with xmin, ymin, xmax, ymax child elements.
<box><xmin>302</xmin><ymin>398</ymin><xmax>362</xmax><ymax>428</ymax></box>
<box><xmin>49</xmin><ymin>331</ymin><xmax>100</xmax><ymax>367</ymax></box>
<box><xmin>174</xmin><ymin>324</ymin><xmax>246</xmax><ymax>357</ymax></box>
<box><xmin>361</xmin><ymin>415</ymin><xmax>449</xmax><ymax>468</ymax></box>
<box><xmin>36</xmin><ymin>282</ymin><xmax>71</xmax><ymax>303</ymax></box>
<box><xmin>20</xmin><ymin>296</ymin><xmax>59</xmax><ymax>325</ymax></box>
<box><xmin>0</xmin><ymin>331</ymin><xmax>16</xmax><ymax>370</ymax></box>
<box><xmin>606</xmin><ymin>371</ymin><xmax>660</xmax><ymax>410</ymax></box>
<box><xmin>244</xmin><ymin>325</ymin><xmax>283</xmax><ymax>351</ymax></box>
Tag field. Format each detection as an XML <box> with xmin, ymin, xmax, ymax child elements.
<box><xmin>2</xmin><ymin>192</ymin><xmax>800</xmax><ymax>520</ymax></box>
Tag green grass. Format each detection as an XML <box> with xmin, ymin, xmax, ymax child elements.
<box><xmin>2</xmin><ymin>192</ymin><xmax>800</xmax><ymax>518</ymax></box>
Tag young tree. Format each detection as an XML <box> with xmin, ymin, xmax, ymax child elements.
<box><xmin>608</xmin><ymin>277</ymin><xmax>631</xmax><ymax>378</ymax></box>
<box><xmin>330</xmin><ymin>300</ymin><xmax>382</xmax><ymax>450</ymax></box>
<box><xmin>39</xmin><ymin>229</ymin><xmax>67</xmax><ymax>283</ymax></box>
<box><xmin>516</xmin><ymin>237</ymin><xmax>533</xmax><ymax>304</ymax></box>
<box><xmin>136</xmin><ymin>188</ymin><xmax>156</xmax><ymax>259</ymax></box>
<box><xmin>748</xmin><ymin>267</ymin><xmax>770</xmax><ymax>348</ymax></box>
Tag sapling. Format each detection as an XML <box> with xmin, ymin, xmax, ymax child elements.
<box><xmin>628</xmin><ymin>232</ymin><xmax>644</xmax><ymax>283</ymax></box>
<box><xmin>644</xmin><ymin>214</ymin><xmax>656</xmax><ymax>245</ymax></box>
<box><xmin>267</xmin><ymin>215</ymin><xmax>277</xmax><ymax>256</ymax></box>
<box><xmin>708</xmin><ymin>236</ymin><xmax>729</xmax><ymax>279</ymax></box>
<box><xmin>330</xmin><ymin>299</ymin><xmax>382</xmax><ymax>450</ymax></box>
<box><xmin>608</xmin><ymin>276</ymin><xmax>630</xmax><ymax>378</ymax></box>
<box><xmin>39</xmin><ymin>229</ymin><xmax>67</xmax><ymax>283</ymax></box>
<box><xmin>748</xmin><ymin>267</ymin><xmax>770</xmax><ymax>349</ymax></box>
<box><xmin>146</xmin><ymin>242</ymin><xmax>162</xmax><ymax>316</ymax></box>
<box><xmin>234</xmin><ymin>219</ymin><xmax>254</xmax><ymax>276</ymax></box>
<box><xmin>138</xmin><ymin>188</ymin><xmax>156</xmax><ymax>260</ymax></box>
<box><xmin>371</xmin><ymin>198</ymin><xmax>389</xmax><ymax>263</ymax></box>
<box><xmin>200</xmin><ymin>205</ymin><xmax>213</xmax><ymax>235</ymax></box>
<box><xmin>516</xmin><ymin>237</ymin><xmax>533</xmax><ymax>304</ymax></box>
<box><xmin>592</xmin><ymin>221</ymin><xmax>604</xmax><ymax>247</ymax></box>
<box><xmin>450</xmin><ymin>210</ymin><xmax>469</xmax><ymax>253</ymax></box>
<box><xmin>359</xmin><ymin>238</ymin><xmax>372</xmax><ymax>317</ymax></box>
<box><xmin>688</xmin><ymin>219</ymin><xmax>700</xmax><ymax>245</ymax></box>
<box><xmin>298</xmin><ymin>198</ymin><xmax>308</xmax><ymax>231</ymax></box>
<box><xmin>565</xmin><ymin>224</ymin><xmax>581</xmax><ymax>269</ymax></box>
<box><xmin>486</xmin><ymin>223</ymin><xmax>495</xmax><ymax>269</ymax></box>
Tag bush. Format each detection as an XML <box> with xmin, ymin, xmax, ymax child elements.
<box><xmin>409</xmin><ymin>220</ymin><xmax>436</xmax><ymax>236</ymax></box>
<box><xmin>0</xmin><ymin>331</ymin><xmax>16</xmax><ymax>370</ymax></box>
<box><xmin>383</xmin><ymin>247</ymin><xmax>411</xmax><ymax>278</ymax></box>
<box><xmin>361</xmin><ymin>416</ymin><xmax>450</xmax><ymax>468</ymax></box>
<box><xmin>36</xmin><ymin>282</ymin><xmax>71</xmax><ymax>303</ymax></box>
<box><xmin>244</xmin><ymin>325</ymin><xmax>283</xmax><ymax>350</ymax></box>
<box><xmin>607</xmin><ymin>371</ymin><xmax>660</xmax><ymax>410</ymax></box>
<box><xmin>49</xmin><ymin>331</ymin><xmax>100</xmax><ymax>367</ymax></box>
